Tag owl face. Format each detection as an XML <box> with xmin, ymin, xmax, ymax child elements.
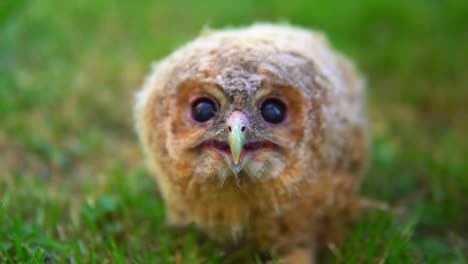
<box><xmin>158</xmin><ymin>52</ymin><xmax>315</xmax><ymax>185</ymax></box>
<box><xmin>138</xmin><ymin>32</ymin><xmax>330</xmax><ymax>186</ymax></box>
<box><xmin>183</xmin><ymin>82</ymin><xmax>296</xmax><ymax>178</ymax></box>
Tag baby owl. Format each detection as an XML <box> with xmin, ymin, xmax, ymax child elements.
<box><xmin>135</xmin><ymin>24</ymin><xmax>368</xmax><ymax>263</ymax></box>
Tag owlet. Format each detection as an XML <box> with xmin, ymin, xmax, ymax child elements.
<box><xmin>135</xmin><ymin>23</ymin><xmax>368</xmax><ymax>263</ymax></box>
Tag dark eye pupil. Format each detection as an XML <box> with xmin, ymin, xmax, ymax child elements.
<box><xmin>192</xmin><ymin>98</ymin><xmax>216</xmax><ymax>122</ymax></box>
<box><xmin>260</xmin><ymin>98</ymin><xmax>286</xmax><ymax>124</ymax></box>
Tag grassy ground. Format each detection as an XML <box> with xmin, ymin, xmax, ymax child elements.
<box><xmin>1</xmin><ymin>0</ymin><xmax>467</xmax><ymax>263</ymax></box>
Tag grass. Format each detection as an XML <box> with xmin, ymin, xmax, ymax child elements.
<box><xmin>0</xmin><ymin>0</ymin><xmax>467</xmax><ymax>263</ymax></box>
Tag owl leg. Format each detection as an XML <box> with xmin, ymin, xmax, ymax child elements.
<box><xmin>166</xmin><ymin>209</ymin><xmax>190</xmax><ymax>226</ymax></box>
<box><xmin>277</xmin><ymin>245</ymin><xmax>316</xmax><ymax>264</ymax></box>
<box><xmin>165</xmin><ymin>199</ymin><xmax>190</xmax><ymax>227</ymax></box>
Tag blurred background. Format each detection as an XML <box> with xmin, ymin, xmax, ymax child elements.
<box><xmin>1</xmin><ymin>0</ymin><xmax>467</xmax><ymax>263</ymax></box>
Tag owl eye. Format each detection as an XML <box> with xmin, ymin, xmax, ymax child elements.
<box><xmin>260</xmin><ymin>98</ymin><xmax>287</xmax><ymax>124</ymax></box>
<box><xmin>191</xmin><ymin>97</ymin><xmax>217</xmax><ymax>122</ymax></box>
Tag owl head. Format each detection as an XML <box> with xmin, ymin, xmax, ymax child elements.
<box><xmin>135</xmin><ymin>24</ymin><xmax>364</xmax><ymax>187</ymax></box>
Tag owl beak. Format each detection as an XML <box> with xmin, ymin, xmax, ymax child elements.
<box><xmin>227</xmin><ymin>111</ymin><xmax>248</xmax><ymax>169</ymax></box>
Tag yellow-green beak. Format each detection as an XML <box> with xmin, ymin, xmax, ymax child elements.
<box><xmin>226</xmin><ymin>111</ymin><xmax>249</xmax><ymax>172</ymax></box>
<box><xmin>228</xmin><ymin>122</ymin><xmax>245</xmax><ymax>165</ymax></box>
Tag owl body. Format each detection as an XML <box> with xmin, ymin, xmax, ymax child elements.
<box><xmin>135</xmin><ymin>24</ymin><xmax>368</xmax><ymax>261</ymax></box>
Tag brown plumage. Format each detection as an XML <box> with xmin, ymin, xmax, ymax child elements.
<box><xmin>135</xmin><ymin>23</ymin><xmax>369</xmax><ymax>263</ymax></box>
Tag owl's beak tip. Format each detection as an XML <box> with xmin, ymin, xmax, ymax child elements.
<box><xmin>229</xmin><ymin>162</ymin><xmax>243</xmax><ymax>174</ymax></box>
